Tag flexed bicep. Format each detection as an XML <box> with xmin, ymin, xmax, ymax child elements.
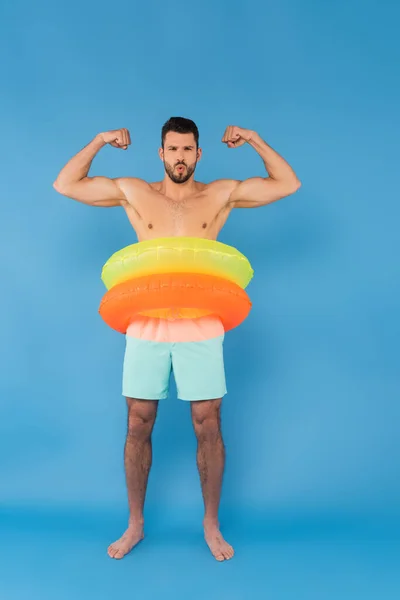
<box><xmin>53</xmin><ymin>130</ymin><xmax>133</xmax><ymax>207</ymax></box>
<box><xmin>229</xmin><ymin>177</ymin><xmax>301</xmax><ymax>209</ymax></box>
<box><xmin>54</xmin><ymin>176</ymin><xmax>127</xmax><ymax>207</ymax></box>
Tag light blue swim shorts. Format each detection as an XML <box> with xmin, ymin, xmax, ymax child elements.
<box><xmin>122</xmin><ymin>334</ymin><xmax>227</xmax><ymax>401</ymax></box>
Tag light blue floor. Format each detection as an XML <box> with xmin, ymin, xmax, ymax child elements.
<box><xmin>1</xmin><ymin>508</ymin><xmax>399</xmax><ymax>600</ymax></box>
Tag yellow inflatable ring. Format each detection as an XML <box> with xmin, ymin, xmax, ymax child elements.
<box><xmin>101</xmin><ymin>237</ymin><xmax>254</xmax><ymax>290</ymax></box>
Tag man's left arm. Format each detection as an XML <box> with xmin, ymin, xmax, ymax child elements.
<box><xmin>222</xmin><ymin>126</ymin><xmax>301</xmax><ymax>208</ymax></box>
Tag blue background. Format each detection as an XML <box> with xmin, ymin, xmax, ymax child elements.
<box><xmin>1</xmin><ymin>0</ymin><xmax>399</xmax><ymax>598</ymax></box>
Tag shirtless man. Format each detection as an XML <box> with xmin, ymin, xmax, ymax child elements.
<box><xmin>53</xmin><ymin>117</ymin><xmax>301</xmax><ymax>562</ymax></box>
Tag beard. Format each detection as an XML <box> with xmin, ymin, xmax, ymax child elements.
<box><xmin>164</xmin><ymin>160</ymin><xmax>197</xmax><ymax>184</ymax></box>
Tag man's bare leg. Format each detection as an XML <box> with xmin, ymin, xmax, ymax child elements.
<box><xmin>191</xmin><ymin>398</ymin><xmax>234</xmax><ymax>561</ymax></box>
<box><xmin>108</xmin><ymin>397</ymin><xmax>158</xmax><ymax>559</ymax></box>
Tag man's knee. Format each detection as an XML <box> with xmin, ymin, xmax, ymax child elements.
<box><xmin>191</xmin><ymin>399</ymin><xmax>222</xmax><ymax>441</ymax></box>
<box><xmin>126</xmin><ymin>398</ymin><xmax>158</xmax><ymax>440</ymax></box>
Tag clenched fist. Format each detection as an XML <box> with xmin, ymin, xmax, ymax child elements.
<box><xmin>221</xmin><ymin>126</ymin><xmax>254</xmax><ymax>148</ymax></box>
<box><xmin>101</xmin><ymin>128</ymin><xmax>131</xmax><ymax>150</ymax></box>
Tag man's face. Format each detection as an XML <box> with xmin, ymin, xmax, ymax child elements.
<box><xmin>160</xmin><ymin>132</ymin><xmax>201</xmax><ymax>184</ymax></box>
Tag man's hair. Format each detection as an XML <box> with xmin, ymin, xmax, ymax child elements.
<box><xmin>161</xmin><ymin>117</ymin><xmax>199</xmax><ymax>149</ymax></box>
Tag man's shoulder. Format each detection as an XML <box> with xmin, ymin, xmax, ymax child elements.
<box><xmin>205</xmin><ymin>179</ymin><xmax>241</xmax><ymax>203</ymax></box>
<box><xmin>206</xmin><ymin>178</ymin><xmax>241</xmax><ymax>191</ymax></box>
<box><xmin>116</xmin><ymin>177</ymin><xmax>151</xmax><ymax>190</ymax></box>
<box><xmin>115</xmin><ymin>177</ymin><xmax>154</xmax><ymax>203</ymax></box>
<box><xmin>113</xmin><ymin>178</ymin><xmax>154</xmax><ymax>209</ymax></box>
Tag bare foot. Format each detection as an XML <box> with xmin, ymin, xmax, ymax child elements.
<box><xmin>107</xmin><ymin>524</ymin><xmax>144</xmax><ymax>559</ymax></box>
<box><xmin>204</xmin><ymin>524</ymin><xmax>234</xmax><ymax>561</ymax></box>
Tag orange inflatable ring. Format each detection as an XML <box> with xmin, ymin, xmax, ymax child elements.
<box><xmin>99</xmin><ymin>272</ymin><xmax>252</xmax><ymax>334</ymax></box>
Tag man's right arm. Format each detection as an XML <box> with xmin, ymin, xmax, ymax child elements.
<box><xmin>53</xmin><ymin>130</ymin><xmax>132</xmax><ymax>207</ymax></box>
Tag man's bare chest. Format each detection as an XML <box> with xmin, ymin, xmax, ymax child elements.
<box><xmin>131</xmin><ymin>190</ymin><xmax>225</xmax><ymax>227</ymax></box>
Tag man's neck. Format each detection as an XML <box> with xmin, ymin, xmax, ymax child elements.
<box><xmin>160</xmin><ymin>176</ymin><xmax>199</xmax><ymax>201</ymax></box>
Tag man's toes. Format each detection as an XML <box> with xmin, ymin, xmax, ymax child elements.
<box><xmin>212</xmin><ymin>549</ymin><xmax>224</xmax><ymax>561</ymax></box>
<box><xmin>108</xmin><ymin>545</ymin><xmax>119</xmax><ymax>558</ymax></box>
<box><xmin>222</xmin><ymin>546</ymin><xmax>234</xmax><ymax>560</ymax></box>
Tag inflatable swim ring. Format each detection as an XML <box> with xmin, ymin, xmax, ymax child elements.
<box><xmin>99</xmin><ymin>237</ymin><xmax>254</xmax><ymax>334</ymax></box>
<box><xmin>101</xmin><ymin>237</ymin><xmax>253</xmax><ymax>290</ymax></box>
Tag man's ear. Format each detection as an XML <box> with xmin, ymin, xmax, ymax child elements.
<box><xmin>158</xmin><ymin>147</ymin><xmax>164</xmax><ymax>161</ymax></box>
<box><xmin>197</xmin><ymin>148</ymin><xmax>202</xmax><ymax>162</ymax></box>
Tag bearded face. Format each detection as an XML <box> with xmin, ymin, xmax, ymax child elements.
<box><xmin>161</xmin><ymin>132</ymin><xmax>201</xmax><ymax>184</ymax></box>
<box><xmin>163</xmin><ymin>159</ymin><xmax>197</xmax><ymax>184</ymax></box>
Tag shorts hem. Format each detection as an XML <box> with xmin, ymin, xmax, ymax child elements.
<box><xmin>177</xmin><ymin>391</ymin><xmax>227</xmax><ymax>401</ymax></box>
<box><xmin>122</xmin><ymin>391</ymin><xmax>168</xmax><ymax>400</ymax></box>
